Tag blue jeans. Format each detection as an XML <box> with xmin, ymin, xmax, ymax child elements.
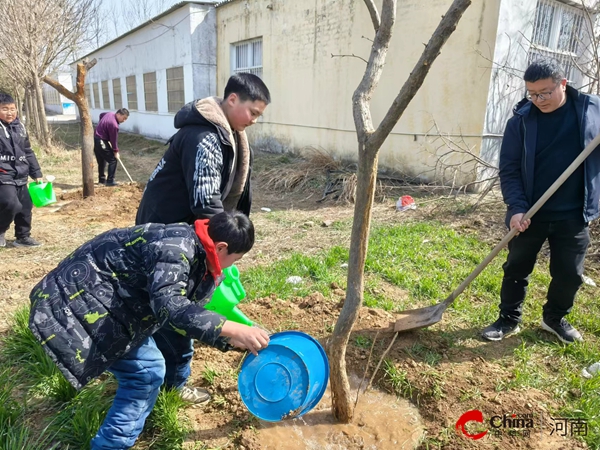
<box><xmin>153</xmin><ymin>327</ymin><xmax>194</xmax><ymax>388</ymax></box>
<box><xmin>91</xmin><ymin>336</ymin><xmax>179</xmax><ymax>450</ymax></box>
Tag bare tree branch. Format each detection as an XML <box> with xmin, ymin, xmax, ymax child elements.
<box><xmin>369</xmin><ymin>0</ymin><xmax>472</xmax><ymax>151</ymax></box>
<box><xmin>331</xmin><ymin>53</ymin><xmax>368</xmax><ymax>64</ymax></box>
<box><xmin>363</xmin><ymin>0</ymin><xmax>381</xmax><ymax>32</ymax></box>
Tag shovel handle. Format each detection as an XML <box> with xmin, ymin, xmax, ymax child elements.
<box><xmin>442</xmin><ymin>132</ymin><xmax>600</xmax><ymax>307</ymax></box>
<box><xmin>118</xmin><ymin>158</ymin><xmax>134</xmax><ymax>183</ymax></box>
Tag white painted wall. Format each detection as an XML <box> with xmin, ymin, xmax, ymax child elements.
<box><xmin>479</xmin><ymin>0</ymin><xmax>536</xmax><ymax>183</ymax></box>
<box><xmin>216</xmin><ymin>0</ymin><xmax>501</xmax><ymax>184</ymax></box>
<box><xmin>43</xmin><ymin>72</ymin><xmax>76</xmax><ymax>114</ymax></box>
<box><xmin>76</xmin><ymin>3</ymin><xmax>216</xmax><ymax>140</ymax></box>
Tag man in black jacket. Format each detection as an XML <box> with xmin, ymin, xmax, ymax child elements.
<box><xmin>136</xmin><ymin>73</ymin><xmax>270</xmax><ymax>404</ymax></box>
<box><xmin>482</xmin><ymin>60</ymin><xmax>600</xmax><ymax>344</ymax></box>
<box><xmin>0</xmin><ymin>92</ymin><xmax>44</xmax><ymax>247</ymax></box>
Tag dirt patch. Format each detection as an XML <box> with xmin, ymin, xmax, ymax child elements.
<box><xmin>181</xmin><ymin>293</ymin><xmax>585</xmax><ymax>450</ymax></box>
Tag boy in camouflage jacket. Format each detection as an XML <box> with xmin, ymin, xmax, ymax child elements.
<box><xmin>29</xmin><ymin>210</ymin><xmax>268</xmax><ymax>449</ymax></box>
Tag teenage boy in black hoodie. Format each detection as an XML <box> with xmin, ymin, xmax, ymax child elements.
<box><xmin>0</xmin><ymin>92</ymin><xmax>43</xmax><ymax>248</ymax></box>
<box><xmin>135</xmin><ymin>73</ymin><xmax>270</xmax><ymax>405</ymax></box>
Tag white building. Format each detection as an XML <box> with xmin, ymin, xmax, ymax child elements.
<box><xmin>74</xmin><ymin>1</ymin><xmax>217</xmax><ymax>140</ymax></box>
<box><xmin>42</xmin><ymin>71</ymin><xmax>76</xmax><ymax>115</ymax></box>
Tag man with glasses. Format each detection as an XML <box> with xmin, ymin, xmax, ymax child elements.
<box><xmin>482</xmin><ymin>59</ymin><xmax>600</xmax><ymax>344</ymax></box>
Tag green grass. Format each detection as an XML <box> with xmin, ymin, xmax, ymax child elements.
<box><xmin>0</xmin><ymin>306</ymin><xmax>189</xmax><ymax>450</ymax></box>
<box><xmin>2</xmin><ymin>219</ymin><xmax>600</xmax><ymax>448</ymax></box>
<box><xmin>241</xmin><ymin>220</ymin><xmax>600</xmax><ymax>448</ymax></box>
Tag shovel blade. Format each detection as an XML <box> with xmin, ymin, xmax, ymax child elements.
<box><xmin>393</xmin><ymin>302</ymin><xmax>450</xmax><ymax>332</ymax></box>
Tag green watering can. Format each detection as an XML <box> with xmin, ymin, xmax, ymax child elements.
<box><xmin>28</xmin><ymin>175</ymin><xmax>56</xmax><ymax>208</ymax></box>
<box><xmin>205</xmin><ymin>265</ymin><xmax>253</xmax><ymax>326</ymax></box>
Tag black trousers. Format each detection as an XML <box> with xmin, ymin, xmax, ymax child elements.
<box><xmin>0</xmin><ymin>183</ymin><xmax>33</xmax><ymax>238</ymax></box>
<box><xmin>499</xmin><ymin>218</ymin><xmax>589</xmax><ymax>323</ymax></box>
<box><xmin>93</xmin><ymin>138</ymin><xmax>117</xmax><ymax>183</ymax></box>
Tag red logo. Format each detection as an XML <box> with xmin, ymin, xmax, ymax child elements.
<box><xmin>456</xmin><ymin>409</ymin><xmax>488</xmax><ymax>440</ymax></box>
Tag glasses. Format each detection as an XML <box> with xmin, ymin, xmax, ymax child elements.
<box><xmin>0</xmin><ymin>108</ymin><xmax>17</xmax><ymax>114</ymax></box>
<box><xmin>526</xmin><ymin>83</ymin><xmax>560</xmax><ymax>102</ymax></box>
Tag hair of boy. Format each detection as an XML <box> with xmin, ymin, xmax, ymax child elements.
<box><xmin>116</xmin><ymin>108</ymin><xmax>130</xmax><ymax>117</ymax></box>
<box><xmin>524</xmin><ymin>59</ymin><xmax>565</xmax><ymax>84</ymax></box>
<box><xmin>0</xmin><ymin>92</ymin><xmax>15</xmax><ymax>106</ymax></box>
<box><xmin>224</xmin><ymin>73</ymin><xmax>271</xmax><ymax>105</ymax></box>
<box><xmin>208</xmin><ymin>210</ymin><xmax>255</xmax><ymax>254</ymax></box>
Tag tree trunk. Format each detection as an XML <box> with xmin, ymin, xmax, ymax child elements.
<box><xmin>79</xmin><ymin>100</ymin><xmax>95</xmax><ymax>198</ymax></box>
<box><xmin>330</xmin><ymin>144</ymin><xmax>379</xmax><ymax>422</ymax></box>
<box><xmin>33</xmin><ymin>73</ymin><xmax>51</xmax><ymax>148</ymax></box>
<box><xmin>328</xmin><ymin>0</ymin><xmax>472</xmax><ymax>424</ymax></box>
<box><xmin>27</xmin><ymin>87</ymin><xmax>41</xmax><ymax>138</ymax></box>
<box><xmin>43</xmin><ymin>59</ymin><xmax>97</xmax><ymax>197</ymax></box>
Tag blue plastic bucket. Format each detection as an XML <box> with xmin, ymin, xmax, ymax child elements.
<box><xmin>238</xmin><ymin>331</ymin><xmax>329</xmax><ymax>422</ymax></box>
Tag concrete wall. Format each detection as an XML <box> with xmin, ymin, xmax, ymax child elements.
<box><xmin>79</xmin><ymin>3</ymin><xmax>216</xmax><ymax>140</ymax></box>
<box><xmin>216</xmin><ymin>0</ymin><xmax>501</xmax><ymax>183</ymax></box>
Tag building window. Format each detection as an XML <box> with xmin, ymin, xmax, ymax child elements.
<box><xmin>143</xmin><ymin>72</ymin><xmax>158</xmax><ymax>112</ymax></box>
<box><xmin>113</xmin><ymin>78</ymin><xmax>122</xmax><ymax>109</ymax></box>
<box><xmin>85</xmin><ymin>84</ymin><xmax>92</xmax><ymax>106</ymax></box>
<box><xmin>126</xmin><ymin>75</ymin><xmax>137</xmax><ymax>111</ymax></box>
<box><xmin>44</xmin><ymin>88</ymin><xmax>60</xmax><ymax>105</ymax></box>
<box><xmin>166</xmin><ymin>66</ymin><xmax>185</xmax><ymax>113</ymax></box>
<box><xmin>93</xmin><ymin>82</ymin><xmax>100</xmax><ymax>109</ymax></box>
<box><xmin>231</xmin><ymin>38</ymin><xmax>263</xmax><ymax>78</ymax></box>
<box><xmin>529</xmin><ymin>0</ymin><xmax>585</xmax><ymax>86</ymax></box>
<box><xmin>101</xmin><ymin>80</ymin><xmax>110</xmax><ymax>109</ymax></box>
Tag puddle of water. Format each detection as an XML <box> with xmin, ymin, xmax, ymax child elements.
<box><xmin>256</xmin><ymin>375</ymin><xmax>424</xmax><ymax>450</ymax></box>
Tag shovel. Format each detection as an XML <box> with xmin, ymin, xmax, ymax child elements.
<box><xmin>392</xmin><ymin>132</ymin><xmax>600</xmax><ymax>333</ymax></box>
<box><xmin>118</xmin><ymin>158</ymin><xmax>134</xmax><ymax>183</ymax></box>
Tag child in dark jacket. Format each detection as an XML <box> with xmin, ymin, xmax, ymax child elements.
<box><xmin>29</xmin><ymin>210</ymin><xmax>269</xmax><ymax>449</ymax></box>
<box><xmin>0</xmin><ymin>92</ymin><xmax>43</xmax><ymax>247</ymax></box>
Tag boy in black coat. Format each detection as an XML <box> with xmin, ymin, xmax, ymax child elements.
<box><xmin>0</xmin><ymin>92</ymin><xmax>43</xmax><ymax>247</ymax></box>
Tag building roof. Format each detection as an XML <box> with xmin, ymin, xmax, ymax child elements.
<box><xmin>215</xmin><ymin>0</ymin><xmax>240</xmax><ymax>6</ymax></box>
<box><xmin>73</xmin><ymin>1</ymin><xmax>216</xmax><ymax>63</ymax></box>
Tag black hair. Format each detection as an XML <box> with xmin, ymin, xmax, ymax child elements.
<box><xmin>0</xmin><ymin>92</ymin><xmax>15</xmax><ymax>106</ymax></box>
<box><xmin>524</xmin><ymin>59</ymin><xmax>565</xmax><ymax>83</ymax></box>
<box><xmin>208</xmin><ymin>210</ymin><xmax>255</xmax><ymax>254</ymax></box>
<box><xmin>224</xmin><ymin>73</ymin><xmax>271</xmax><ymax>105</ymax></box>
<box><xmin>116</xmin><ymin>108</ymin><xmax>130</xmax><ymax>116</ymax></box>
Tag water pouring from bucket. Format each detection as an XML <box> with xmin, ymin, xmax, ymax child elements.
<box><xmin>238</xmin><ymin>330</ymin><xmax>329</xmax><ymax>422</ymax></box>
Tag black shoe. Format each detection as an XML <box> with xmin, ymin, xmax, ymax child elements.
<box><xmin>105</xmin><ymin>181</ymin><xmax>119</xmax><ymax>187</ymax></box>
<box><xmin>482</xmin><ymin>317</ymin><xmax>520</xmax><ymax>341</ymax></box>
<box><xmin>98</xmin><ymin>179</ymin><xmax>106</xmax><ymax>185</ymax></box>
<box><xmin>13</xmin><ymin>236</ymin><xmax>42</xmax><ymax>247</ymax></box>
<box><xmin>0</xmin><ymin>233</ymin><xmax>5</xmax><ymax>247</ymax></box>
<box><xmin>541</xmin><ymin>317</ymin><xmax>582</xmax><ymax>344</ymax></box>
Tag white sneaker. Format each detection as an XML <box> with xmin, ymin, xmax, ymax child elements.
<box><xmin>180</xmin><ymin>386</ymin><xmax>211</xmax><ymax>407</ymax></box>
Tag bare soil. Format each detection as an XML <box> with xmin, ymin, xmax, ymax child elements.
<box><xmin>0</xmin><ymin>151</ymin><xmax>589</xmax><ymax>449</ymax></box>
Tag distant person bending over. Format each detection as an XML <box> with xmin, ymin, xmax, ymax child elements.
<box><xmin>0</xmin><ymin>92</ymin><xmax>43</xmax><ymax>248</ymax></box>
<box><xmin>94</xmin><ymin>108</ymin><xmax>129</xmax><ymax>186</ymax></box>
<box><xmin>29</xmin><ymin>210</ymin><xmax>269</xmax><ymax>450</ymax></box>
<box><xmin>135</xmin><ymin>72</ymin><xmax>270</xmax><ymax>406</ymax></box>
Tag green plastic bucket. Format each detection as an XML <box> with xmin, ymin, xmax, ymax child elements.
<box><xmin>28</xmin><ymin>181</ymin><xmax>56</xmax><ymax>208</ymax></box>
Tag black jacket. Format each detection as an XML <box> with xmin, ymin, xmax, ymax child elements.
<box><xmin>0</xmin><ymin>117</ymin><xmax>42</xmax><ymax>185</ymax></box>
<box><xmin>499</xmin><ymin>85</ymin><xmax>600</xmax><ymax>225</ymax></box>
<box><xmin>136</xmin><ymin>97</ymin><xmax>252</xmax><ymax>225</ymax></box>
<box><xmin>29</xmin><ymin>221</ymin><xmax>231</xmax><ymax>389</ymax></box>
